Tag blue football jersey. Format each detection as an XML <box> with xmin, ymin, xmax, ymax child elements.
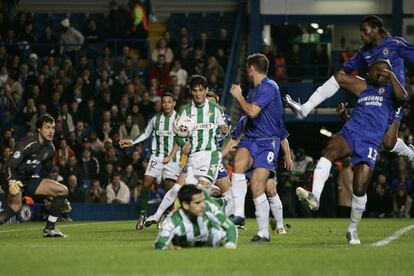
<box><xmin>244</xmin><ymin>77</ymin><xmax>284</xmax><ymax>139</ymax></box>
<box><xmin>344</xmin><ymin>84</ymin><xmax>396</xmax><ymax>146</ymax></box>
<box><xmin>342</xmin><ymin>36</ymin><xmax>414</xmax><ymax>85</ymax></box>
<box><xmin>231</xmin><ymin>115</ymin><xmax>289</xmax><ymax>140</ymax></box>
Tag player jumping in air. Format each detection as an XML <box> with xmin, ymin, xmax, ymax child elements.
<box><xmin>297</xmin><ymin>60</ymin><xmax>407</xmax><ymax>244</ymax></box>
<box><xmin>286</xmin><ymin>15</ymin><xmax>414</xmax><ymax>161</ymax></box>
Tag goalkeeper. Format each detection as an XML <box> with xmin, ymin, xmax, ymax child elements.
<box><xmin>0</xmin><ymin>114</ymin><xmax>70</xmax><ymax>237</ymax></box>
<box><xmin>154</xmin><ymin>185</ymin><xmax>238</xmax><ymax>249</ymax></box>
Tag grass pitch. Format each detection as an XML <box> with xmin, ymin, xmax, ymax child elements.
<box><xmin>0</xmin><ymin>219</ymin><xmax>413</xmax><ymax>275</ymax></box>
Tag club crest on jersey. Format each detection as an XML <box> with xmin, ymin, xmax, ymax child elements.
<box><xmin>378</xmin><ymin>87</ymin><xmax>385</xmax><ymax>95</ymax></box>
<box><xmin>382</xmin><ymin>48</ymin><xmax>389</xmax><ymax>57</ymax></box>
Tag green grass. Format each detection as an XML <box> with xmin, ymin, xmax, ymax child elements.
<box><xmin>0</xmin><ymin>219</ymin><xmax>413</xmax><ymax>275</ymax></box>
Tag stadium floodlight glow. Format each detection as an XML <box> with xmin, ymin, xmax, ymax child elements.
<box><xmin>317</xmin><ymin>28</ymin><xmax>324</xmax><ymax>34</ymax></box>
<box><xmin>320</xmin><ymin>127</ymin><xmax>332</xmax><ymax>137</ymax></box>
<box><xmin>311</xmin><ymin>23</ymin><xmax>319</xmax><ymax>29</ymax></box>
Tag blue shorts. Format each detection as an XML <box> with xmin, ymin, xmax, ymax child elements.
<box><xmin>217</xmin><ymin>162</ymin><xmax>228</xmax><ymax>180</ymax></box>
<box><xmin>238</xmin><ymin>137</ymin><xmax>280</xmax><ymax>173</ymax></box>
<box><xmin>337</xmin><ymin>127</ymin><xmax>379</xmax><ymax>169</ymax></box>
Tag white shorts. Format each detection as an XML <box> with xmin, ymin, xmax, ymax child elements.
<box><xmin>145</xmin><ymin>155</ymin><xmax>180</xmax><ymax>184</ymax></box>
<box><xmin>186</xmin><ymin>150</ymin><xmax>222</xmax><ymax>184</ymax></box>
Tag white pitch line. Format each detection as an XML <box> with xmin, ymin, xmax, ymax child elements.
<box><xmin>0</xmin><ymin>221</ymin><xmax>122</xmax><ymax>233</ymax></box>
<box><xmin>371</xmin><ymin>225</ymin><xmax>414</xmax><ymax>247</ymax></box>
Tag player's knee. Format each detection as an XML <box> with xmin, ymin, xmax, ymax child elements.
<box><xmin>383</xmin><ymin>135</ymin><xmax>396</xmax><ymax>151</ymax></box>
<box><xmin>334</xmin><ymin>71</ymin><xmax>346</xmax><ymax>86</ymax></box>
<box><xmin>321</xmin><ymin>148</ymin><xmax>337</xmax><ymax>162</ymax></box>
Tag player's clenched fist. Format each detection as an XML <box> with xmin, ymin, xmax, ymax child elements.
<box><xmin>230</xmin><ymin>84</ymin><xmax>242</xmax><ymax>99</ymax></box>
<box><xmin>119</xmin><ymin>139</ymin><xmax>133</xmax><ymax>148</ymax></box>
<box><xmin>8</xmin><ymin>179</ymin><xmax>23</xmax><ymax>195</ymax></box>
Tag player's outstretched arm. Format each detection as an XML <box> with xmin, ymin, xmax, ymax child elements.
<box><xmin>122</xmin><ymin>117</ymin><xmax>155</xmax><ymax>148</ymax></box>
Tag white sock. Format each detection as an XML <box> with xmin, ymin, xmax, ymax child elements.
<box><xmin>312</xmin><ymin>157</ymin><xmax>332</xmax><ymax>201</ymax></box>
<box><xmin>153</xmin><ymin>183</ymin><xmax>181</xmax><ymax>220</ymax></box>
<box><xmin>231</xmin><ymin>173</ymin><xmax>247</xmax><ymax>218</ymax></box>
<box><xmin>390</xmin><ymin>138</ymin><xmax>414</xmax><ymax>160</ymax></box>
<box><xmin>301</xmin><ymin>76</ymin><xmax>340</xmax><ymax>117</ymax></box>
<box><xmin>48</xmin><ymin>215</ymin><xmax>58</xmax><ymax>223</ymax></box>
<box><xmin>254</xmin><ymin>194</ymin><xmax>270</xmax><ymax>239</ymax></box>
<box><xmin>223</xmin><ymin>190</ymin><xmax>234</xmax><ymax>217</ymax></box>
<box><xmin>348</xmin><ymin>194</ymin><xmax>367</xmax><ymax>233</ymax></box>
<box><xmin>268</xmin><ymin>195</ymin><xmax>284</xmax><ymax>228</ymax></box>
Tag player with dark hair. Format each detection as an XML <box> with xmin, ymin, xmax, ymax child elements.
<box><xmin>296</xmin><ymin>60</ymin><xmax>407</xmax><ymax>244</ymax></box>
<box><xmin>286</xmin><ymin>15</ymin><xmax>414</xmax><ymax>161</ymax></box>
<box><xmin>229</xmin><ymin>53</ymin><xmax>285</xmax><ymax>242</ymax></box>
<box><xmin>144</xmin><ymin>74</ymin><xmax>228</xmax><ymax>227</ymax></box>
<box><xmin>154</xmin><ymin>185</ymin><xmax>237</xmax><ymax>250</ymax></box>
<box><xmin>0</xmin><ymin>114</ymin><xmax>70</xmax><ymax>237</ymax></box>
<box><xmin>119</xmin><ymin>93</ymin><xmax>180</xmax><ymax>230</ymax></box>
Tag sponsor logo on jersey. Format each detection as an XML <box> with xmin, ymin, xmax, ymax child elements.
<box><xmin>195</xmin><ymin>123</ymin><xmax>215</xmax><ymax>130</ymax></box>
<box><xmin>156</xmin><ymin>130</ymin><xmax>174</xmax><ymax>136</ymax></box>
<box><xmin>383</xmin><ymin>47</ymin><xmax>389</xmax><ymax>57</ymax></box>
<box><xmin>13</xmin><ymin>151</ymin><xmax>21</xmax><ymax>159</ymax></box>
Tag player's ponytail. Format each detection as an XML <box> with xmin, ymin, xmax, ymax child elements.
<box><xmin>361</xmin><ymin>15</ymin><xmax>390</xmax><ymax>37</ymax></box>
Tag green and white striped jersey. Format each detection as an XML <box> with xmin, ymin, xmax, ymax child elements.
<box><xmin>132</xmin><ymin>111</ymin><xmax>179</xmax><ymax>161</ymax></box>
<box><xmin>178</xmin><ymin>100</ymin><xmax>225</xmax><ymax>154</ymax></box>
<box><xmin>154</xmin><ymin>192</ymin><xmax>237</xmax><ymax>250</ymax></box>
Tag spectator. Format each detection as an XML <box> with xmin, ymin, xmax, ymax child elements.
<box><xmin>194</xmin><ymin>32</ymin><xmax>213</xmax><ymax>57</ymax></box>
<box><xmin>37</xmin><ymin>26</ymin><xmax>59</xmax><ymax>57</ymax></box>
<box><xmin>79</xmin><ymin>148</ymin><xmax>100</xmax><ymax>188</ymax></box>
<box><xmin>61</xmin><ymin>156</ymin><xmax>84</xmax><ymax>185</ymax></box>
<box><xmin>152</xmin><ymin>38</ymin><xmax>173</xmax><ymax>64</ymax></box>
<box><xmin>215</xmin><ymin>48</ymin><xmax>228</xmax><ymax>70</ymax></box>
<box><xmin>106</xmin><ymin>173</ymin><xmax>130</xmax><ymax>204</ymax></box>
<box><xmin>100</xmin><ymin>162</ymin><xmax>115</xmax><ymax>188</ymax></box>
<box><xmin>85</xmin><ymin>179</ymin><xmax>107</xmax><ymax>203</ymax></box>
<box><xmin>367</xmin><ymin>183</ymin><xmax>393</xmax><ymax>218</ymax></box>
<box><xmin>206</xmin><ymin>56</ymin><xmax>224</xmax><ymax>84</ymax></box>
<box><xmin>337</xmin><ymin>157</ymin><xmax>353</xmax><ymax>217</ymax></box>
<box><xmin>262</xmin><ymin>45</ymin><xmax>275</xmax><ymax>76</ymax></box>
<box><xmin>310</xmin><ymin>44</ymin><xmax>329</xmax><ymax>80</ymax></box>
<box><xmin>149</xmin><ymin>54</ymin><xmax>170</xmax><ymax>88</ymax></box>
<box><xmin>393</xmin><ymin>186</ymin><xmax>412</xmax><ymax>218</ymax></box>
<box><xmin>83</xmin><ymin>19</ymin><xmax>104</xmax><ymax>44</ymax></box>
<box><xmin>121</xmin><ymin>163</ymin><xmax>140</xmax><ymax>191</ymax></box>
<box><xmin>54</xmin><ymin>137</ymin><xmax>76</xmax><ymax>167</ymax></box>
<box><xmin>129</xmin><ymin>0</ymin><xmax>148</xmax><ymax>39</ymax></box>
<box><xmin>118</xmin><ymin>114</ymin><xmax>140</xmax><ymax>140</ymax></box>
<box><xmin>67</xmin><ymin>174</ymin><xmax>85</xmax><ymax>203</ymax></box>
<box><xmin>214</xmin><ymin>27</ymin><xmax>230</xmax><ymax>54</ymax></box>
<box><xmin>59</xmin><ymin>18</ymin><xmax>85</xmax><ymax>61</ymax></box>
<box><xmin>107</xmin><ymin>0</ymin><xmax>130</xmax><ymax>38</ymax></box>
<box><xmin>57</xmin><ymin>103</ymin><xmax>75</xmax><ymax>134</ymax></box>
<box><xmin>286</xmin><ymin>43</ymin><xmax>303</xmax><ymax>81</ymax></box>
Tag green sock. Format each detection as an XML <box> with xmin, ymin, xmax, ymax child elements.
<box><xmin>140</xmin><ymin>190</ymin><xmax>150</xmax><ymax>216</ymax></box>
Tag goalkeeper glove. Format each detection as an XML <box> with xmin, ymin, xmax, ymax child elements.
<box><xmin>8</xmin><ymin>180</ymin><xmax>23</xmax><ymax>195</ymax></box>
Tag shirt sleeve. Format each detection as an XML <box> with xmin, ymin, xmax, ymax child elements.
<box><xmin>215</xmin><ymin>106</ymin><xmax>226</xmax><ymax>126</ymax></box>
<box><xmin>396</xmin><ymin>37</ymin><xmax>414</xmax><ymax>63</ymax></box>
<box><xmin>342</xmin><ymin>50</ymin><xmax>365</xmax><ymax>73</ymax></box>
<box><xmin>231</xmin><ymin>115</ymin><xmax>247</xmax><ymax>139</ymax></box>
<box><xmin>132</xmin><ymin>117</ymin><xmax>155</xmax><ymax>145</ymax></box>
<box><xmin>250</xmin><ymin>83</ymin><xmax>274</xmax><ymax>110</ymax></box>
<box><xmin>7</xmin><ymin>141</ymin><xmax>30</xmax><ymax>180</ymax></box>
<box><xmin>154</xmin><ymin>216</ymin><xmax>178</xmax><ymax>250</ymax></box>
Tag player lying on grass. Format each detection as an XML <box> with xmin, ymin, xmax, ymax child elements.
<box><xmin>295</xmin><ymin>60</ymin><xmax>407</xmax><ymax>245</ymax></box>
<box><xmin>119</xmin><ymin>93</ymin><xmax>180</xmax><ymax>230</ymax></box>
<box><xmin>154</xmin><ymin>185</ymin><xmax>238</xmax><ymax>250</ymax></box>
<box><xmin>0</xmin><ymin>114</ymin><xmax>70</xmax><ymax>237</ymax></box>
<box><xmin>222</xmin><ymin>115</ymin><xmax>293</xmax><ymax>234</ymax></box>
<box><xmin>285</xmin><ymin>15</ymin><xmax>414</xmax><ymax>161</ymax></box>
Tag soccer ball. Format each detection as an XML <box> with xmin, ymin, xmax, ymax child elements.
<box><xmin>173</xmin><ymin>115</ymin><xmax>195</xmax><ymax>137</ymax></box>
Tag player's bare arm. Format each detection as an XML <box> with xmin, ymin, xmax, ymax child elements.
<box><xmin>230</xmin><ymin>84</ymin><xmax>261</xmax><ymax>118</ymax></box>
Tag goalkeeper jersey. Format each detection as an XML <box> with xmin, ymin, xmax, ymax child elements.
<box><xmin>132</xmin><ymin>111</ymin><xmax>179</xmax><ymax>161</ymax></box>
<box><xmin>154</xmin><ymin>192</ymin><xmax>237</xmax><ymax>249</ymax></box>
<box><xmin>178</xmin><ymin>100</ymin><xmax>225</xmax><ymax>154</ymax></box>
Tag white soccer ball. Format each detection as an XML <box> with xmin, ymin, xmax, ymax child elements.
<box><xmin>173</xmin><ymin>115</ymin><xmax>195</xmax><ymax>137</ymax></box>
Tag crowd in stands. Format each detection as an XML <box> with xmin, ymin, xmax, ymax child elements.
<box><xmin>0</xmin><ymin>2</ymin><xmax>231</xmax><ymax>207</ymax></box>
